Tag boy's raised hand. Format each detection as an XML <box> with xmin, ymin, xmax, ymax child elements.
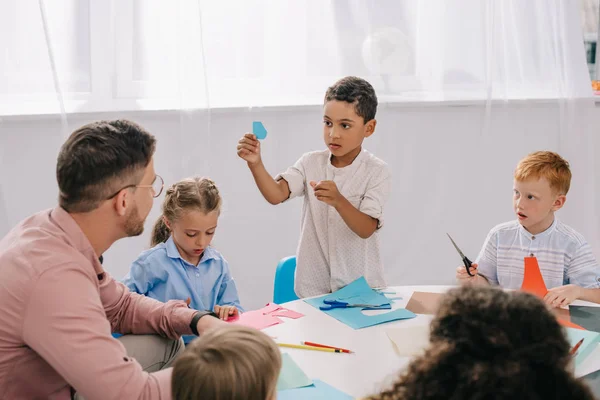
<box><xmin>214</xmin><ymin>304</ymin><xmax>239</xmax><ymax>321</ymax></box>
<box><xmin>237</xmin><ymin>133</ymin><xmax>261</xmax><ymax>166</ymax></box>
<box><xmin>456</xmin><ymin>263</ymin><xmax>478</xmax><ymax>284</ymax></box>
<box><xmin>310</xmin><ymin>180</ymin><xmax>343</xmax><ymax>207</ymax></box>
<box><xmin>544</xmin><ymin>284</ymin><xmax>582</xmax><ymax>308</ymax></box>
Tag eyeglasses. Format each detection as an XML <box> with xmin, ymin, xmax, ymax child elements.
<box><xmin>137</xmin><ymin>174</ymin><xmax>164</xmax><ymax>198</ymax></box>
<box><xmin>106</xmin><ymin>174</ymin><xmax>164</xmax><ymax>200</ymax></box>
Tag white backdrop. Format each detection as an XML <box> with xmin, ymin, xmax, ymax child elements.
<box><xmin>2</xmin><ymin>99</ymin><xmax>600</xmax><ymax>310</ymax></box>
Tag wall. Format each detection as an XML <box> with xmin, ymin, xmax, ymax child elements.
<box><xmin>1</xmin><ymin>100</ymin><xmax>599</xmax><ymax>309</ymax></box>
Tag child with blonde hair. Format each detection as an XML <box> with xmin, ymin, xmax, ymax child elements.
<box><xmin>456</xmin><ymin>151</ymin><xmax>600</xmax><ymax>306</ymax></box>
<box><xmin>172</xmin><ymin>325</ymin><xmax>281</xmax><ymax>400</ymax></box>
<box><xmin>124</xmin><ymin>177</ymin><xmax>242</xmax><ymax>343</ymax></box>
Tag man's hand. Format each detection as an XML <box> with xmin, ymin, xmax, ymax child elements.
<box><xmin>196</xmin><ymin>312</ymin><xmax>226</xmax><ymax>334</ymax></box>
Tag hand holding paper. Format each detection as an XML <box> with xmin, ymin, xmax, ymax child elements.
<box><xmin>236</xmin><ymin>133</ymin><xmax>262</xmax><ymax>165</ymax></box>
<box><xmin>228</xmin><ymin>303</ymin><xmax>304</xmax><ymax>330</ymax></box>
<box><xmin>544</xmin><ymin>284</ymin><xmax>582</xmax><ymax>308</ymax></box>
<box><xmin>214</xmin><ymin>304</ymin><xmax>238</xmax><ymax>321</ymax></box>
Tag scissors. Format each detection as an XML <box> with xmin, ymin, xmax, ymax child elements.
<box><xmin>319</xmin><ymin>299</ymin><xmax>390</xmax><ymax>311</ymax></box>
<box><xmin>446</xmin><ymin>233</ymin><xmax>475</xmax><ymax>276</ymax></box>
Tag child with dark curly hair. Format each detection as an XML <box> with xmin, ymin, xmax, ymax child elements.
<box><xmin>365</xmin><ymin>286</ymin><xmax>595</xmax><ymax>400</ymax></box>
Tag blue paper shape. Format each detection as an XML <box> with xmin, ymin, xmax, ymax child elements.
<box><xmin>277</xmin><ymin>353</ymin><xmax>313</xmax><ymax>391</ymax></box>
<box><xmin>305</xmin><ymin>277</ymin><xmax>416</xmax><ymax>329</ymax></box>
<box><xmin>253</xmin><ymin>121</ymin><xmax>268</xmax><ymax>139</ymax></box>
<box><xmin>565</xmin><ymin>327</ymin><xmax>600</xmax><ymax>367</ymax></box>
<box><xmin>278</xmin><ymin>379</ymin><xmax>353</xmax><ymax>400</ymax></box>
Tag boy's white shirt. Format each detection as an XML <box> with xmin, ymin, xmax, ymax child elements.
<box><xmin>476</xmin><ymin>218</ymin><xmax>600</xmax><ymax>290</ymax></box>
<box><xmin>277</xmin><ymin>148</ymin><xmax>391</xmax><ymax>297</ymax></box>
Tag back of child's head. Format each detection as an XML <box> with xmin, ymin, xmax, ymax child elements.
<box><xmin>366</xmin><ymin>286</ymin><xmax>594</xmax><ymax>400</ymax></box>
<box><xmin>514</xmin><ymin>151</ymin><xmax>571</xmax><ymax>195</ymax></box>
<box><xmin>171</xmin><ymin>325</ymin><xmax>281</xmax><ymax>400</ymax></box>
<box><xmin>324</xmin><ymin>76</ymin><xmax>378</xmax><ymax>123</ymax></box>
<box><xmin>151</xmin><ymin>176</ymin><xmax>222</xmax><ymax>246</ymax></box>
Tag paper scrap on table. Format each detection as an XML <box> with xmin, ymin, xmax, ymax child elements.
<box><xmin>228</xmin><ymin>310</ymin><xmax>281</xmax><ymax>330</ymax></box>
<box><xmin>277</xmin><ymin>353</ymin><xmax>313</xmax><ymax>391</ymax></box>
<box><xmin>405</xmin><ymin>292</ymin><xmax>443</xmax><ymax>315</ymax></box>
<box><xmin>386</xmin><ymin>324</ymin><xmax>431</xmax><ymax>357</ymax></box>
<box><xmin>263</xmin><ymin>303</ymin><xmax>305</xmax><ymax>319</ymax></box>
<box><xmin>574</xmin><ymin>339</ymin><xmax>600</xmax><ymax>378</ymax></box>
<box><xmin>521</xmin><ymin>257</ymin><xmax>585</xmax><ymax>330</ymax></box>
<box><xmin>565</xmin><ymin>327</ymin><xmax>600</xmax><ymax>368</ymax></box>
<box><xmin>228</xmin><ymin>303</ymin><xmax>304</xmax><ymax>330</ymax></box>
<box><xmin>304</xmin><ymin>276</ymin><xmax>416</xmax><ymax>329</ymax></box>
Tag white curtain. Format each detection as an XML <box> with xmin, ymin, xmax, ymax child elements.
<box><xmin>0</xmin><ymin>0</ymin><xmax>591</xmax><ymax>114</ymax></box>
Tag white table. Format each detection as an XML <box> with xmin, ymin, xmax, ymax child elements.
<box><xmin>264</xmin><ymin>285</ymin><xmax>600</xmax><ymax>399</ymax></box>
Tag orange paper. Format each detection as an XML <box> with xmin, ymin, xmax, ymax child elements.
<box><xmin>520</xmin><ymin>256</ymin><xmax>549</xmax><ymax>297</ymax></box>
<box><xmin>520</xmin><ymin>257</ymin><xmax>585</xmax><ymax>330</ymax></box>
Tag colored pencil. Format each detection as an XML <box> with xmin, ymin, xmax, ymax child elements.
<box><xmin>570</xmin><ymin>338</ymin><xmax>585</xmax><ymax>356</ymax></box>
<box><xmin>277</xmin><ymin>343</ymin><xmax>343</xmax><ymax>353</ymax></box>
<box><xmin>301</xmin><ymin>341</ymin><xmax>354</xmax><ymax>354</ymax></box>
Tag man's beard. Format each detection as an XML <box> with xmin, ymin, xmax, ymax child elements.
<box><xmin>124</xmin><ymin>203</ymin><xmax>145</xmax><ymax>237</ymax></box>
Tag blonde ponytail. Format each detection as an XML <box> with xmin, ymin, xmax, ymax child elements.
<box><xmin>151</xmin><ymin>215</ymin><xmax>170</xmax><ymax>246</ymax></box>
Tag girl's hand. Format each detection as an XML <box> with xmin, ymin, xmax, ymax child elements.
<box><xmin>214</xmin><ymin>305</ymin><xmax>239</xmax><ymax>321</ymax></box>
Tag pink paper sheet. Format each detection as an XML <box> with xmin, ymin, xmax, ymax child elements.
<box><xmin>228</xmin><ymin>303</ymin><xmax>304</xmax><ymax>330</ymax></box>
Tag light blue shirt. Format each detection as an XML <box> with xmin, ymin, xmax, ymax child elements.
<box><xmin>476</xmin><ymin>218</ymin><xmax>600</xmax><ymax>290</ymax></box>
<box><xmin>123</xmin><ymin>237</ymin><xmax>242</xmax><ymax>343</ymax></box>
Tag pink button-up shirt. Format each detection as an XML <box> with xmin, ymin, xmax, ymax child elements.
<box><xmin>0</xmin><ymin>207</ymin><xmax>196</xmax><ymax>399</ymax></box>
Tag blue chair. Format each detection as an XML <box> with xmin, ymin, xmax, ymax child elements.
<box><xmin>273</xmin><ymin>256</ymin><xmax>300</xmax><ymax>304</ymax></box>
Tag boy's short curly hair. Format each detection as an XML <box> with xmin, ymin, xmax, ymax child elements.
<box><xmin>324</xmin><ymin>76</ymin><xmax>378</xmax><ymax>123</ymax></box>
<box><xmin>366</xmin><ymin>287</ymin><xmax>595</xmax><ymax>400</ymax></box>
<box><xmin>514</xmin><ymin>151</ymin><xmax>571</xmax><ymax>195</ymax></box>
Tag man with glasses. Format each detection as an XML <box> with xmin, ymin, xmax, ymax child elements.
<box><xmin>0</xmin><ymin>120</ymin><xmax>224</xmax><ymax>399</ymax></box>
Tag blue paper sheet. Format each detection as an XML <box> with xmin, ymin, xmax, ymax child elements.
<box><xmin>565</xmin><ymin>327</ymin><xmax>600</xmax><ymax>367</ymax></box>
<box><xmin>278</xmin><ymin>379</ymin><xmax>353</xmax><ymax>399</ymax></box>
<box><xmin>276</xmin><ymin>353</ymin><xmax>313</xmax><ymax>391</ymax></box>
<box><xmin>305</xmin><ymin>277</ymin><xmax>416</xmax><ymax>329</ymax></box>
<box><xmin>252</xmin><ymin>121</ymin><xmax>268</xmax><ymax>139</ymax></box>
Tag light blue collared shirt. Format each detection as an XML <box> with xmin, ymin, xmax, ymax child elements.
<box><xmin>476</xmin><ymin>218</ymin><xmax>600</xmax><ymax>290</ymax></box>
<box><xmin>123</xmin><ymin>237</ymin><xmax>242</xmax><ymax>343</ymax></box>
